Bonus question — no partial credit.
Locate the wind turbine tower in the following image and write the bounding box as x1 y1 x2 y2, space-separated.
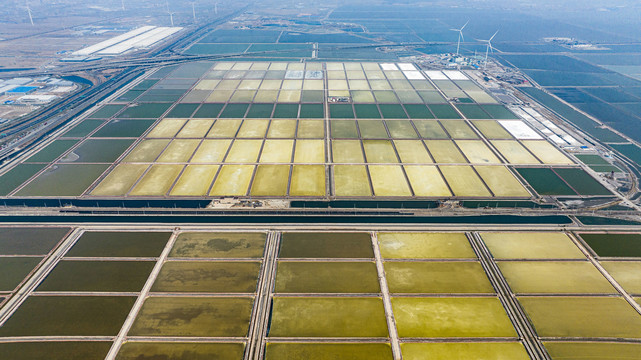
479 30 499 69
25 2 34 26
449 20 468 56
215 2 218 15
121 0 125 11
165 1 174 27
192 3 197 23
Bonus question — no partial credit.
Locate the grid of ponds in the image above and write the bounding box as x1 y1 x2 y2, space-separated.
0 61 612 200
1 226 641 359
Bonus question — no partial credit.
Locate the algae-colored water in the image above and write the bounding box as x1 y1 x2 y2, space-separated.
290 165 326 196
601 261 641 294
116 342 246 360
579 233 641 258
265 343 393 360
260 140 294 163
152 261 260 293
394 140 432 163
332 140 364 163
475 166 530 197
37 260 154 292
275 261 380 293
519 296 641 338
191 140 232 163
0 296 135 336
297 120 325 138
0 227 69 255
368 165 412 196
456 141 499 164
269 297 388 337
0 342 112 360
0 257 42 291
15 164 109 197
91 164 149 196
491 140 540 164
207 119 242 138
543 342 641 360
401 342 530 360
130 297 254 337
480 232 584 259
129 164 183 196
333 165 372 196
363 140 399 163
67 231 170 258
498 261 615 294
147 119 187 138
157 140 200 162
440 166 492 197
123 139 170 162
176 119 215 138
209 165 253 196
251 165 290 196
404 166 452 197
425 141 467 163
170 165 219 196
225 140 263 163
472 121 513 140
521 140 573 165
384 262 494 294
280 232 374 258
378 232 475 259
392 297 517 338
170 232 266 258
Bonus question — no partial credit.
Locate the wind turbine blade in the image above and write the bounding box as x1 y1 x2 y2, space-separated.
460 33 464 42
461 20 469 31
450 29 459 32
490 30 499 41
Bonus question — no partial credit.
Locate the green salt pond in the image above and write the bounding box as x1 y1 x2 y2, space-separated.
392 297 517 338
91 164 149 196
480 232 584 259
37 260 154 292
67 232 170 258
280 232 374 258
440 120 479 139
269 297 388 337
0 227 69 255
363 140 398 163
275 261 380 293
170 232 266 258
498 261 615 294
24 140 79 163
152 261 261 293
378 232 475 259
600 261 641 294
265 343 393 360
267 119 296 138
358 120 388 138
384 262 493 294
543 342 641 360
401 342 530 360
130 297 253 337
91 120 155 138
61 139 134 163
0 163 47 196
88 104 125 119
386 121 418 139
579 233 641 258
519 297 641 338
0 342 112 360
331 120 359 138
412 121 449 139
117 103 172 119
0 296 135 336
0 257 42 291
116 342 246 360
15 164 109 197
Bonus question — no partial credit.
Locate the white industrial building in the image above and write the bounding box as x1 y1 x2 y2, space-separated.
73 26 183 57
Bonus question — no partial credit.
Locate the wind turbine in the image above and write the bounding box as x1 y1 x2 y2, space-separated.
192 2 197 23
478 30 499 69
165 1 174 27
121 0 125 11
25 1 34 26
449 20 468 56
215 2 219 15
